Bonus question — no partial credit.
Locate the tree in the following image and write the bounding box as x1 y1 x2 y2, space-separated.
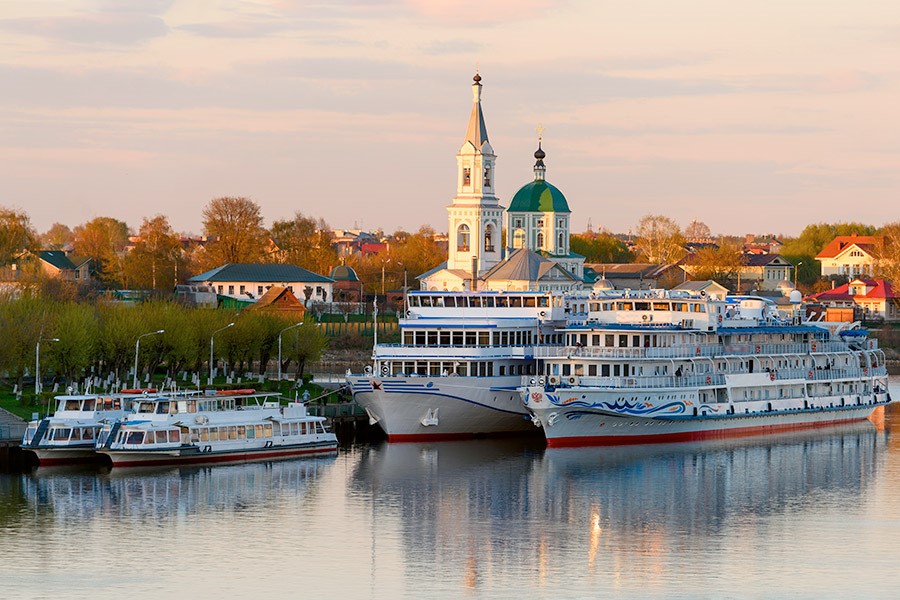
874 222 900 284
41 223 74 249
73 217 130 287
48 302 99 384
634 215 686 264
685 219 712 243
283 321 327 380
269 212 338 274
0 207 36 266
570 231 633 263
685 241 745 285
123 215 186 291
780 222 877 258
201 197 268 269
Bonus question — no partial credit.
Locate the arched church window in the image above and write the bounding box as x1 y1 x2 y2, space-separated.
463 168 471 186
484 167 491 187
484 224 495 253
558 232 565 249
513 228 525 249
537 232 544 248
457 224 470 252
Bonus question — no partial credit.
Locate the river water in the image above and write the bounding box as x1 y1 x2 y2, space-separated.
2 402 900 599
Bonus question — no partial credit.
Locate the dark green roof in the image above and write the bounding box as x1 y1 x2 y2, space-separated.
190 263 333 284
508 179 570 213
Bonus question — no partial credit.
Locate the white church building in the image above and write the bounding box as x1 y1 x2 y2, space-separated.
419 73 585 292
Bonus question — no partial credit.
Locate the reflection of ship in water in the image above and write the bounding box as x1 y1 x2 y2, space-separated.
350 424 886 590
19 457 335 521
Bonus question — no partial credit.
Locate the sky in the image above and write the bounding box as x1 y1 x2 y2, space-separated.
2 1 900 238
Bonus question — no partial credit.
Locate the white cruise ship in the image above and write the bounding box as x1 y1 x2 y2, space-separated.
521 290 892 446
348 291 565 441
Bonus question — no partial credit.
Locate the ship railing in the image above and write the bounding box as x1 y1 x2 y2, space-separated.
534 341 852 361
555 374 726 389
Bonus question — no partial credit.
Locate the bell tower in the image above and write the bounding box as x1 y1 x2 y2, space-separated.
447 72 503 276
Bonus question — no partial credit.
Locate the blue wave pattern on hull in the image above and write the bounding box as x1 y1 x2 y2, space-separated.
546 393 690 416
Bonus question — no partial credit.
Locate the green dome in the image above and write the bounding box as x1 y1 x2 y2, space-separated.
508 179 570 213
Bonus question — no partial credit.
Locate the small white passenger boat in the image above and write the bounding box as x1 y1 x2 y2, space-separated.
96 391 338 467
21 392 144 465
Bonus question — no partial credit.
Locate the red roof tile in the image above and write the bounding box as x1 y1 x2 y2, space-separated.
815 235 882 259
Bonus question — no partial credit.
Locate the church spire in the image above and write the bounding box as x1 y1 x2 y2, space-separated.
533 125 546 181
464 71 489 149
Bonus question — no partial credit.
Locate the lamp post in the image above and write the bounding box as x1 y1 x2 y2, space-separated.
381 257 392 296
35 337 60 396
209 322 235 386
278 321 304 381
794 261 803 290
133 330 165 389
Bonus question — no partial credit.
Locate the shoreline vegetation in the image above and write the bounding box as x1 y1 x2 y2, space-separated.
0 295 369 422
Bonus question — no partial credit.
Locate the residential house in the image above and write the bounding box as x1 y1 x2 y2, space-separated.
586 263 685 291
679 253 793 291
815 234 882 278
189 263 334 305
806 279 899 321
248 286 307 317
671 280 729 300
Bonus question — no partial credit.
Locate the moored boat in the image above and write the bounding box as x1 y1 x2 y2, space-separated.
522 291 892 446
21 392 146 465
349 290 564 441
97 391 337 467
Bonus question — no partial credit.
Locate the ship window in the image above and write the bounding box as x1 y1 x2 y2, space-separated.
65 400 79 410
228 426 238 440
82 399 95 411
125 431 144 445
562 364 571 376
200 428 210 442
155 431 168 444
619 335 628 347
605 335 614 347
500 366 506 376
170 430 180 443
589 365 597 376
613 365 620 376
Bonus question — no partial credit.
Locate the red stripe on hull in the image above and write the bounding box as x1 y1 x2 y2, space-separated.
108 445 337 468
386 430 542 443
546 415 873 448
35 455 105 466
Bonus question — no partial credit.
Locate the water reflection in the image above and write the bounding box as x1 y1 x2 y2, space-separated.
350 422 888 595
16 458 335 525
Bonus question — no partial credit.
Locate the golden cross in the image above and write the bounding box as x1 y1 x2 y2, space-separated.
536 123 544 142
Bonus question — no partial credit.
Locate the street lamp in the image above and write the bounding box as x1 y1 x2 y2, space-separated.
794 261 803 290
35 337 59 396
277 321 304 381
133 329 165 389
209 322 235 386
381 257 392 296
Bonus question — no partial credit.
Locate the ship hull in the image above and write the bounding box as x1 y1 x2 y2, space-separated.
350 375 538 441
524 386 890 447
25 446 102 465
100 441 337 468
